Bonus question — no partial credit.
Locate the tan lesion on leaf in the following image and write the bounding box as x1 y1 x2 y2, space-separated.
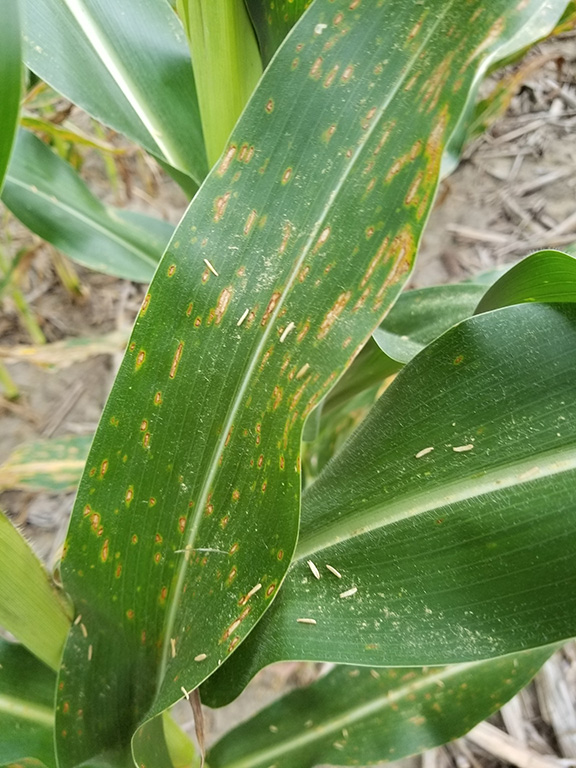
310 57 323 80
360 236 389 289
214 287 233 325
261 291 282 326
140 293 151 315
214 191 231 222
244 209 258 235
169 342 184 379
373 227 415 309
323 65 340 88
217 144 237 176
318 291 351 340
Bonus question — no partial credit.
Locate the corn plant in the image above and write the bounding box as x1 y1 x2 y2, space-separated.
1 2 576 768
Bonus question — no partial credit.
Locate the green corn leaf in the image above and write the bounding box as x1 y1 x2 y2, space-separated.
54 1 565 765
207 646 556 768
0 0 21 194
245 0 312 65
475 249 576 314
21 0 207 184
0 641 56 768
2 131 172 282
0 435 92 493
202 302 576 705
177 1 263 167
0 512 72 671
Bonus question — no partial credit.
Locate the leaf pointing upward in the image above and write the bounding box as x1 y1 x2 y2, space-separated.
55 1 566 766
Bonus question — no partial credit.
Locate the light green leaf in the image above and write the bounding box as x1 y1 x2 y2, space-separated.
21 0 207 183
177 1 263 167
475 249 576 314
207 646 556 768
0 512 72 671
54 1 562 765
0 435 92 493
2 131 172 282
0 0 21 194
202 303 576 705
0 641 56 768
246 0 312 66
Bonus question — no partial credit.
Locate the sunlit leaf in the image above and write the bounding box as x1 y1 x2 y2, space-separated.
202 303 576 705
2 131 172 282
0 512 72 670
54 1 568 765
21 0 207 183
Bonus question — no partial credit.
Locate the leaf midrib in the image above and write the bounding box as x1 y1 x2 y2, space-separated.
0 691 55 728
296 443 576 559
59 0 190 177
214 663 473 768
157 0 455 692
5 174 157 267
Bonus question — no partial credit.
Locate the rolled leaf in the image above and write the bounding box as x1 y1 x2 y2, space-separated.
208 646 556 768
202 302 576 705
21 0 207 183
2 131 172 282
475 249 576 314
246 0 312 65
55 1 562 765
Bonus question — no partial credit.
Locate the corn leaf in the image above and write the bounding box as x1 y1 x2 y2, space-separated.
0 435 92 493
21 0 207 183
475 249 576 313
0 641 56 768
207 646 556 768
246 0 312 65
54 1 565 765
202 302 576 705
2 131 172 282
0 512 72 670
0 0 21 193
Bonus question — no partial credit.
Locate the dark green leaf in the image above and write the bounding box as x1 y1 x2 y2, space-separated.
0 641 56 768
55 1 562 764
245 0 312 65
0 512 72 671
21 0 207 183
202 303 576 705
475 249 576 314
2 131 172 282
0 0 21 194
208 646 555 768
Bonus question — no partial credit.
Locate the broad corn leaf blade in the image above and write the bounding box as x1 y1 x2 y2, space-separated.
55 1 555 764
21 0 207 183
0 641 56 768
475 249 576 314
207 646 556 768
0 512 72 671
202 303 576 705
2 131 172 282
0 0 21 193
0 435 91 493
246 0 311 65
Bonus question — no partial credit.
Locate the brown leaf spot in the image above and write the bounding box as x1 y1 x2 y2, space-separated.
244 209 258 235
261 291 281 326
281 167 293 185
265 99 274 113
169 342 184 379
217 144 236 176
140 293 151 315
101 539 109 562
167 264 176 277
323 64 339 88
126 609 135 620
318 292 351 339
310 57 323 79
214 191 231 222
100 460 108 477
314 226 331 253
125 486 134 505
154 391 162 406
135 350 146 370
178 516 186 533
215 287 232 325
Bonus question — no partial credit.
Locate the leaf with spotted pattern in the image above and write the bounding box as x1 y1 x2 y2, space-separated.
55 1 569 766
207 645 556 768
